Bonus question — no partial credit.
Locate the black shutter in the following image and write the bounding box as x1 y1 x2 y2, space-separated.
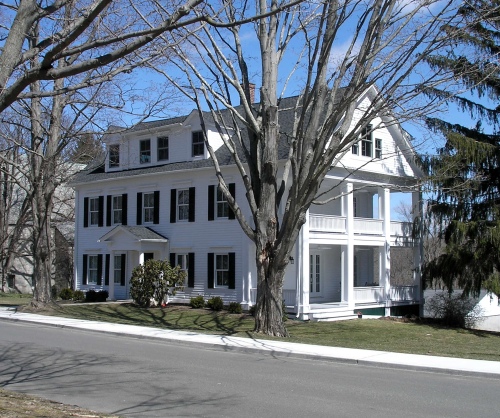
189 187 195 222
122 194 128 225
83 198 89 228
207 253 214 289
228 252 235 289
136 192 143 225
208 185 215 221
105 254 110 286
82 254 88 285
170 189 176 223
153 191 160 224
97 254 103 285
106 195 112 226
120 254 126 286
170 252 176 267
188 252 195 288
228 183 236 220
98 196 104 227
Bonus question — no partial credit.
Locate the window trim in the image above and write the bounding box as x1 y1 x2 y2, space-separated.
140 139 151 164
111 195 123 225
157 136 169 161
109 144 120 168
361 124 373 157
177 189 190 222
215 253 230 288
192 131 204 157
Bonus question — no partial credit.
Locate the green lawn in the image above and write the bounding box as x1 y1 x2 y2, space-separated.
23 302 500 362
0 292 32 306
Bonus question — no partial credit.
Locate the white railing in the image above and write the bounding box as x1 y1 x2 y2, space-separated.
390 285 419 302
390 221 413 237
309 214 346 233
353 218 383 235
249 288 296 306
354 286 385 303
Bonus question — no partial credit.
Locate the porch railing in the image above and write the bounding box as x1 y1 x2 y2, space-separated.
353 286 385 303
309 214 411 239
390 285 419 302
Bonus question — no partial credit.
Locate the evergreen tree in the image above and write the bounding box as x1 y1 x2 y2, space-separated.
422 1 500 297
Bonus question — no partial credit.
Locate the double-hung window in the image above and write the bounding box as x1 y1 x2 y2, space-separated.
361 124 373 157
88 255 99 284
192 131 204 157
89 197 100 226
109 144 120 168
112 195 122 225
215 254 229 287
140 139 151 163
114 255 122 284
375 138 382 159
143 192 155 223
177 189 190 221
216 186 229 218
158 136 169 161
177 254 189 285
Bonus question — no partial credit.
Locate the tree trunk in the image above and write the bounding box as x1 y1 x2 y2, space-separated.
254 253 289 337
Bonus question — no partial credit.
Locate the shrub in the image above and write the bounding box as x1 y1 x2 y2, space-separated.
227 302 242 314
51 285 58 299
426 291 483 328
206 296 224 311
189 295 205 309
59 288 74 301
85 289 108 302
73 290 85 302
130 259 185 308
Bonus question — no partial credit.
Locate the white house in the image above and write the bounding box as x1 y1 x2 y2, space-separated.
72 89 423 320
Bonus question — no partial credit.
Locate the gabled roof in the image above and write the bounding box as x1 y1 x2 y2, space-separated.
98 225 168 243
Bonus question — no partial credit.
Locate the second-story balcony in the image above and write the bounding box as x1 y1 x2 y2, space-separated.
309 214 413 244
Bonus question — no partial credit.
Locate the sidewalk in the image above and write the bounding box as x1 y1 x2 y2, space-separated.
1 307 499 379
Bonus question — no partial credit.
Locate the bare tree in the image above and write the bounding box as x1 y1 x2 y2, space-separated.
147 0 460 336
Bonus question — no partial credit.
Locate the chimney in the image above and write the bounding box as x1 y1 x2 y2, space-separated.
241 82 255 104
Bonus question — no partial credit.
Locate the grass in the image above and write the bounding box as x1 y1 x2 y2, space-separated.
0 292 33 307
17 301 500 362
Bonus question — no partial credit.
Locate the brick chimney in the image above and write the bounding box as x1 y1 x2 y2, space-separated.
241 82 255 103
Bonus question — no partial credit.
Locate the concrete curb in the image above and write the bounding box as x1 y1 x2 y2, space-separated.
1 308 500 379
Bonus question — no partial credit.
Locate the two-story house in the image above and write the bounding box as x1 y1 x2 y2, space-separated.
72 88 422 320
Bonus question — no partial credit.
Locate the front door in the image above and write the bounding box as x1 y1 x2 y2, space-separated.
309 253 321 295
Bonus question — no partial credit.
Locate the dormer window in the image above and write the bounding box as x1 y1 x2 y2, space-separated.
109 144 120 168
140 139 151 163
192 131 204 157
158 136 169 161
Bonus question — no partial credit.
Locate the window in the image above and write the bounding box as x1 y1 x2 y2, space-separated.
89 197 100 226
140 139 151 163
215 254 229 287
353 197 357 217
208 184 235 220
112 195 122 224
351 142 359 155
176 254 189 285
375 138 382 159
216 186 229 218
361 124 373 157
114 255 122 284
192 131 204 157
109 144 120 168
157 136 169 161
177 189 190 221
143 192 155 223
88 255 99 284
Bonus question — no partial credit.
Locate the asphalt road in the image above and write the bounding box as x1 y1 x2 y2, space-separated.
1 320 499 418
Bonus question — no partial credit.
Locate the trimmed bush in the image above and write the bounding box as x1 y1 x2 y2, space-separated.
130 259 185 308
59 288 74 301
227 302 242 314
85 289 108 302
206 296 224 311
189 295 206 309
73 290 85 302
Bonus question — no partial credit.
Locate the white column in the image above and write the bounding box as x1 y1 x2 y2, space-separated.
344 182 354 310
108 250 115 300
379 187 391 316
299 209 310 319
412 188 424 316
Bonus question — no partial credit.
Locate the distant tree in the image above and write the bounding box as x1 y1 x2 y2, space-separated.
422 1 500 297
